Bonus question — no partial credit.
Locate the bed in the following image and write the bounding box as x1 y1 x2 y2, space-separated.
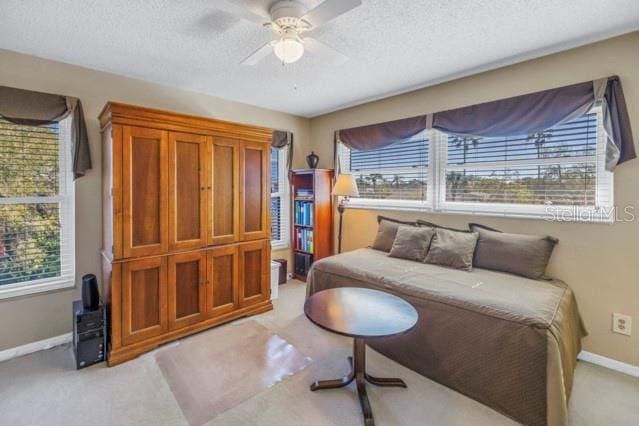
306 247 586 426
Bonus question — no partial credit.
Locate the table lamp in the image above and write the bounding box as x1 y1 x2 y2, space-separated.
332 173 359 253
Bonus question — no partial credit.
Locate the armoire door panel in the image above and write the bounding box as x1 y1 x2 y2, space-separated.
122 257 168 345
238 240 270 307
168 252 206 330
242 249 262 298
175 262 199 317
209 138 240 245
240 141 270 241
243 149 262 233
207 245 238 317
169 132 207 251
122 126 168 258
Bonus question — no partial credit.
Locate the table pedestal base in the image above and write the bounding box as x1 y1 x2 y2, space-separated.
310 338 407 426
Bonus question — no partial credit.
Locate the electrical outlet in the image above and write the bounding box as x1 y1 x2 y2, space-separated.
612 313 632 336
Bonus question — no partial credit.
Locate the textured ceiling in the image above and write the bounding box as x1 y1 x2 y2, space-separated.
1 0 639 117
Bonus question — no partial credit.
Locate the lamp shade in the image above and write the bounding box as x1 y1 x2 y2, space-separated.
332 174 359 197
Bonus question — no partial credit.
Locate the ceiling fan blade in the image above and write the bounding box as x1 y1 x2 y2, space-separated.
304 37 348 65
241 42 274 66
216 0 270 26
301 0 362 28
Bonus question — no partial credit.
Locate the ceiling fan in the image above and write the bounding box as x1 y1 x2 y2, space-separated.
215 0 362 65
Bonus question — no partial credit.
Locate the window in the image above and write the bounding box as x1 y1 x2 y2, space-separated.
0 118 75 298
338 133 430 210
338 108 613 222
271 146 290 248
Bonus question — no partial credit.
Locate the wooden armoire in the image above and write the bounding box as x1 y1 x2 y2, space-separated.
100 103 272 365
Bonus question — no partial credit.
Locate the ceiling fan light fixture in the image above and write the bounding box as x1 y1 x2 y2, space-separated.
273 32 304 64
233 0 361 66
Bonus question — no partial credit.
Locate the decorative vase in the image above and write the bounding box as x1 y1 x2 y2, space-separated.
306 151 319 168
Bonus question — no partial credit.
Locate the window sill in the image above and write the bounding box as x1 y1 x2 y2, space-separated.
0 278 75 300
345 202 615 224
271 241 290 251
346 199 429 212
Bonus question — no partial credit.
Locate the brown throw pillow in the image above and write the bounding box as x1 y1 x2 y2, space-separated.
372 216 418 252
389 226 435 262
424 228 479 271
469 223 558 279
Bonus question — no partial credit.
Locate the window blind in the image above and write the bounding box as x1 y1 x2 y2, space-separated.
0 118 74 289
337 109 613 222
345 134 430 201
446 114 597 165
270 148 280 194
442 112 609 208
271 196 282 240
270 147 289 248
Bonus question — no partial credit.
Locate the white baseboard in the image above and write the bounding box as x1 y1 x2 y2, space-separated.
0 333 72 363
578 350 639 378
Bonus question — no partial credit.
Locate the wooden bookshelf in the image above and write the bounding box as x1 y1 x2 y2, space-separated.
290 168 334 281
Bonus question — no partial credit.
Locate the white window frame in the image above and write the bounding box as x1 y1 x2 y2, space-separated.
339 138 433 212
339 107 614 223
0 118 75 299
271 146 290 250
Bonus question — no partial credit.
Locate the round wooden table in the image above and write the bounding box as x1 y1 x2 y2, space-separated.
304 287 418 426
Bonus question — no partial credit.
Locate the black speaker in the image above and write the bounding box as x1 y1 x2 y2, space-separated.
81 274 100 311
73 300 106 369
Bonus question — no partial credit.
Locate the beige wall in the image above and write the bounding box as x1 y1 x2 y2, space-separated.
308 32 639 366
0 49 309 351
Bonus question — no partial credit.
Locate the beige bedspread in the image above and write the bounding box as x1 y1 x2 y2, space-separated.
307 248 586 426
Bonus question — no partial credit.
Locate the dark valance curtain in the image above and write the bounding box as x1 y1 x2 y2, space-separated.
604 77 635 166
337 115 428 151
0 85 92 178
336 76 635 171
272 129 293 171
433 81 594 137
432 76 635 171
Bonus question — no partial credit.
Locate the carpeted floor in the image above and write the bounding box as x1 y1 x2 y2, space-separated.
0 280 638 426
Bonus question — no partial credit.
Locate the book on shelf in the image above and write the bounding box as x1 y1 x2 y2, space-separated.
294 200 314 226
295 227 314 254
296 188 313 197
294 252 313 276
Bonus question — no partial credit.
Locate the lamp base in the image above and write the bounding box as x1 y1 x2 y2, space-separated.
337 200 346 215
337 198 348 254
